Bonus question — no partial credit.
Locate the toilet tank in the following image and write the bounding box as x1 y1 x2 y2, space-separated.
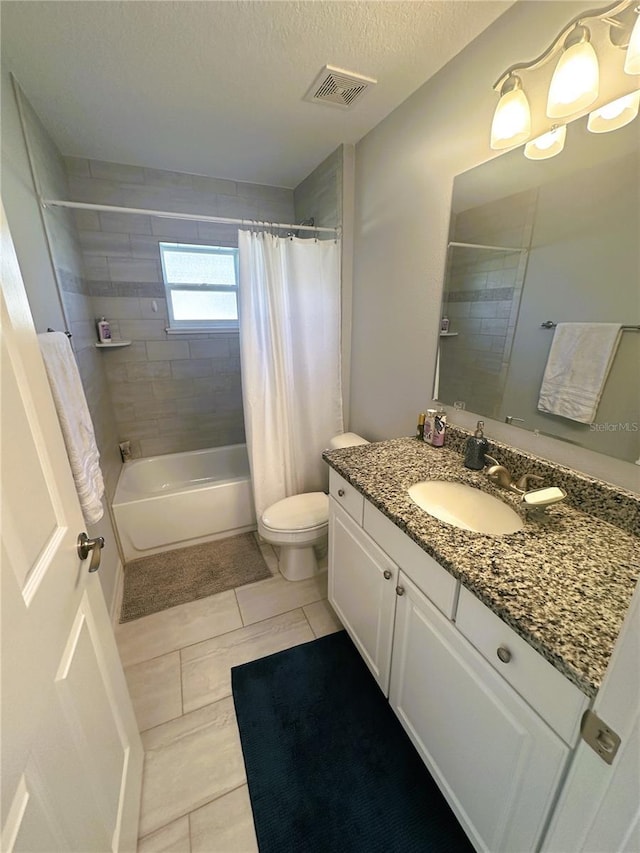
327 432 369 450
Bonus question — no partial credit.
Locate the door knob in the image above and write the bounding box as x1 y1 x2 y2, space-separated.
383 570 392 580
77 532 105 573
395 585 405 596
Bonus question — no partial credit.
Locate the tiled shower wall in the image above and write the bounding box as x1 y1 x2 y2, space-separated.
65 157 295 458
439 189 536 418
293 145 342 231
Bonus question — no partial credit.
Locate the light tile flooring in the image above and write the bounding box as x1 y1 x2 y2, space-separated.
115 539 342 852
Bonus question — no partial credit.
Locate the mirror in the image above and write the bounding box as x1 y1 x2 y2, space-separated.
437 118 640 464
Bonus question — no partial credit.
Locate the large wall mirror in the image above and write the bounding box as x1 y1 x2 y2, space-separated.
436 118 639 464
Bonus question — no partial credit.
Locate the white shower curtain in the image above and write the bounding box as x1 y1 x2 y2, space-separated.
238 231 343 518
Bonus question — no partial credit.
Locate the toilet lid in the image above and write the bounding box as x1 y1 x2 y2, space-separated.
262 492 329 532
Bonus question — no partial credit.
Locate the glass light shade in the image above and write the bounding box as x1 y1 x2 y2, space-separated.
547 39 599 118
587 91 640 132
624 13 640 74
524 125 567 160
490 86 531 149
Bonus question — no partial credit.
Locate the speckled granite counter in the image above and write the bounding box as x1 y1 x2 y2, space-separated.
323 436 640 698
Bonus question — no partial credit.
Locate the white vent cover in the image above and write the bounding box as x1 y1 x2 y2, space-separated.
304 65 377 110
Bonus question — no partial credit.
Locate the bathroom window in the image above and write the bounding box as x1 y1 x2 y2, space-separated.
159 243 239 331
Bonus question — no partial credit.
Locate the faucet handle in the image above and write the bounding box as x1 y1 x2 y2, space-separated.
516 473 544 491
484 454 499 468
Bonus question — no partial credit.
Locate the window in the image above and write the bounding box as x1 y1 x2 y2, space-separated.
159 243 239 331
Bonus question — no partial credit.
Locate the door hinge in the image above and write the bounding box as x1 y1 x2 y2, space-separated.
580 709 621 765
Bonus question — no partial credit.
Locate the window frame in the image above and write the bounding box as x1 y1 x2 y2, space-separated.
159 242 240 332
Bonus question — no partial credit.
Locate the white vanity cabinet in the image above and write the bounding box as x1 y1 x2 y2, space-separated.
327 469 588 853
328 501 397 693
391 571 570 853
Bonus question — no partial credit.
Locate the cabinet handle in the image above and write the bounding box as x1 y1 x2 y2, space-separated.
497 646 512 663
383 570 392 580
337 488 345 497
395 585 405 596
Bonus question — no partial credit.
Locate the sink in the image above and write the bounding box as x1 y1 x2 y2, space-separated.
408 481 524 535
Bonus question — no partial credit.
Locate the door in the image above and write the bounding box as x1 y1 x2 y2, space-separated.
542 584 640 852
389 571 569 853
328 500 397 694
1 204 143 852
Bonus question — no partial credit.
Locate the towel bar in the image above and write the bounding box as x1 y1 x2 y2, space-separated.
540 321 639 331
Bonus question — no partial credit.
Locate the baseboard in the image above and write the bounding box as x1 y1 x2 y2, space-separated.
110 558 124 627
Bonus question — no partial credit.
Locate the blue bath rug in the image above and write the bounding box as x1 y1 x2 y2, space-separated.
231 630 472 852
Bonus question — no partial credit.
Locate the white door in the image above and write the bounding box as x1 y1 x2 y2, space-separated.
0 204 143 852
542 584 640 852
328 500 397 694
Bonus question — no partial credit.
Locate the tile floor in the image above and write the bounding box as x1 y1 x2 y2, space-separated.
115 538 342 852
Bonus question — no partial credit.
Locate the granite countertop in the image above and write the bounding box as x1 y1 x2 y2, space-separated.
323 436 640 698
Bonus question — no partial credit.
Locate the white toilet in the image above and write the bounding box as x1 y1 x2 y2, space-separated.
258 432 369 581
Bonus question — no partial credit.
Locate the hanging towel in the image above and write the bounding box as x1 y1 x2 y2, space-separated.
37 332 105 524
537 322 622 424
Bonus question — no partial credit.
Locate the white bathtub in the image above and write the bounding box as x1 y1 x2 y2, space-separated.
112 444 256 562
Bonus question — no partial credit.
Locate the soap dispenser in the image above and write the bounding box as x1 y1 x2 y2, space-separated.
464 421 489 470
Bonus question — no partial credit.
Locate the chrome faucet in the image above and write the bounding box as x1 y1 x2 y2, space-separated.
484 455 544 494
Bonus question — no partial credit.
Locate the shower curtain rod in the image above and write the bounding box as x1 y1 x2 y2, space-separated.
40 198 341 235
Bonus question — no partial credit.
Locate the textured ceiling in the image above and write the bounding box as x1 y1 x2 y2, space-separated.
1 1 514 187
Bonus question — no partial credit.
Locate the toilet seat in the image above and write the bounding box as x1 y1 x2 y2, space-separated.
261 492 328 534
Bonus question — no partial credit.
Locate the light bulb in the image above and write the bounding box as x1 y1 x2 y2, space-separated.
588 91 640 132
625 12 640 74
547 27 599 118
490 76 531 150
524 125 567 160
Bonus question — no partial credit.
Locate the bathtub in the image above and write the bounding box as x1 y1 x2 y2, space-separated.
112 444 256 562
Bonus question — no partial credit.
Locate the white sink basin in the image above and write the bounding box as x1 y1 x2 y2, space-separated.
408 480 524 535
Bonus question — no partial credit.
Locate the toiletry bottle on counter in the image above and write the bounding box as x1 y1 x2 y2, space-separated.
431 408 447 447
416 412 426 441
424 407 446 446
96 317 111 343
464 420 489 469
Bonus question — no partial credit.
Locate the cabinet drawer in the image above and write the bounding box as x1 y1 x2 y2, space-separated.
363 501 457 618
456 586 588 745
329 469 364 525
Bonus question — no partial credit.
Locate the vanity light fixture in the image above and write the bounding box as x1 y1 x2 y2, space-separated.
490 0 640 156
547 25 600 118
524 124 567 160
587 89 640 130
490 75 531 149
624 6 640 72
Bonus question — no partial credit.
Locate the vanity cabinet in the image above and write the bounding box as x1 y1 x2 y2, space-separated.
328 501 397 693
390 571 569 853
327 472 588 853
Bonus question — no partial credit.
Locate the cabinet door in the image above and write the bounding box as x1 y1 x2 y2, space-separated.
390 572 569 853
328 500 397 694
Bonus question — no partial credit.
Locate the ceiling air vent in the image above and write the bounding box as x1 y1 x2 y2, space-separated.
304 65 377 110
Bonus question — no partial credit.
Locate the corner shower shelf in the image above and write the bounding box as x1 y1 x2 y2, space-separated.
95 340 132 348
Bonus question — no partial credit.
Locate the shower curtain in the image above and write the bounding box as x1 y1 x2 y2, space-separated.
238 231 343 518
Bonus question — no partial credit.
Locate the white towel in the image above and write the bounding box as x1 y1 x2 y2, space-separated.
37 332 105 524
537 322 622 424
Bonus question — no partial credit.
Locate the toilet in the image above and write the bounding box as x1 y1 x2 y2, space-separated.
258 432 369 581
